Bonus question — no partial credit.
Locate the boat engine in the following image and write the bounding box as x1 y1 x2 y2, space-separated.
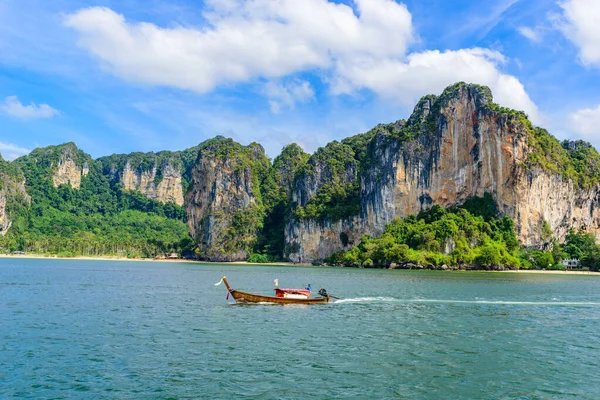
318 288 328 297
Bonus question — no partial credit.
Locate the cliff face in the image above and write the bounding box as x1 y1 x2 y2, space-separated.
284 140 362 262
0 155 29 235
285 217 363 262
185 138 269 261
5 83 600 262
286 84 600 262
52 145 89 189
0 190 8 235
120 162 184 206
99 147 199 206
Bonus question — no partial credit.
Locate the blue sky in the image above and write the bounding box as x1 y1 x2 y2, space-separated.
1 0 599 160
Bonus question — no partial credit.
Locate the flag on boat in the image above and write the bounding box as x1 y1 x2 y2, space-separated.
274 278 279 287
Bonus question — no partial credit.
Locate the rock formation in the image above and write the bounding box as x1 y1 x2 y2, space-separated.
285 83 600 262
52 144 89 189
0 154 29 236
0 190 8 235
185 137 269 261
119 161 184 205
5 82 600 262
99 147 199 206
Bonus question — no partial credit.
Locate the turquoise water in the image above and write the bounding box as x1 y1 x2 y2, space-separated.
2 259 600 399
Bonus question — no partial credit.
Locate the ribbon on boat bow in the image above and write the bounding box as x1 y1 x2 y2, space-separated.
214 276 225 286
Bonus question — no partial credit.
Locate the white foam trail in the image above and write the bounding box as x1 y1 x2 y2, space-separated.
334 297 397 303
333 297 600 306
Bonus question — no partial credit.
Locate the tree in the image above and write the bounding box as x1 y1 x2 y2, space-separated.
563 243 583 259
476 243 500 267
581 246 600 271
532 251 554 269
551 239 567 264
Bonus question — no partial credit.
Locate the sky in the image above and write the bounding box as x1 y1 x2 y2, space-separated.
0 0 599 160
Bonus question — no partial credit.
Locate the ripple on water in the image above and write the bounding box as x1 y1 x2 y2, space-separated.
2 261 600 399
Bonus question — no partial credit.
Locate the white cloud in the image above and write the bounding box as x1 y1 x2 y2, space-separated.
334 48 540 123
569 105 600 141
517 26 541 42
264 80 315 113
1 96 60 119
64 1 538 122
0 141 30 161
64 0 414 92
558 0 600 67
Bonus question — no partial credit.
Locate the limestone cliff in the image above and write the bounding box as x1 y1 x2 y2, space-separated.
6 83 600 262
254 143 310 258
185 137 269 261
0 154 29 235
286 83 600 262
0 191 6 235
99 147 199 206
284 140 362 261
52 144 89 189
119 160 183 205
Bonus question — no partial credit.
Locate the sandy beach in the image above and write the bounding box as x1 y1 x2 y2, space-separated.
0 253 598 275
0 253 306 267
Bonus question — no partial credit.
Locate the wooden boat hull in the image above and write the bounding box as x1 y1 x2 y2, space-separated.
230 289 330 304
221 277 331 304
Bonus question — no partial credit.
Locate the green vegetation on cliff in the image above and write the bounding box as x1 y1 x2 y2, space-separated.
0 153 25 186
255 143 309 258
3 82 600 264
0 144 190 257
437 83 600 188
99 144 200 190
326 193 600 271
293 141 360 221
190 137 271 259
326 196 523 268
0 155 29 231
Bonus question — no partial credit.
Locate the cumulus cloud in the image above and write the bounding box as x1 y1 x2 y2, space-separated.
264 80 315 113
334 48 540 122
0 141 31 160
64 0 414 92
569 105 600 140
1 96 60 119
64 1 538 121
557 0 600 67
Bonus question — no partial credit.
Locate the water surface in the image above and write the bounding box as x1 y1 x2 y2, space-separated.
1 259 600 399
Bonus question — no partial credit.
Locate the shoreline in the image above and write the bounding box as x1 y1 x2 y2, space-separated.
0 254 598 275
0 253 308 267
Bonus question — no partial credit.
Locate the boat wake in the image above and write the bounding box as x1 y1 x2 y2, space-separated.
334 297 397 304
334 297 600 306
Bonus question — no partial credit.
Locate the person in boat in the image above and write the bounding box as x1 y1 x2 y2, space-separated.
306 284 311 291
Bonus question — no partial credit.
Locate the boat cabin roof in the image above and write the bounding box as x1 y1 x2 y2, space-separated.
275 288 310 294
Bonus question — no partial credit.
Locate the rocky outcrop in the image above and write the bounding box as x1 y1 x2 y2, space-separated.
120 162 184 206
0 156 29 235
99 147 199 206
0 191 8 235
52 147 89 189
284 140 362 262
507 171 600 246
285 83 600 262
185 138 269 261
285 217 363 263
5 83 600 262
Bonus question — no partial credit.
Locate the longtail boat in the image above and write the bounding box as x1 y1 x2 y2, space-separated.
217 276 331 304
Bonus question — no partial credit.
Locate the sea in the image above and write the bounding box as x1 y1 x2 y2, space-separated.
1 258 600 399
